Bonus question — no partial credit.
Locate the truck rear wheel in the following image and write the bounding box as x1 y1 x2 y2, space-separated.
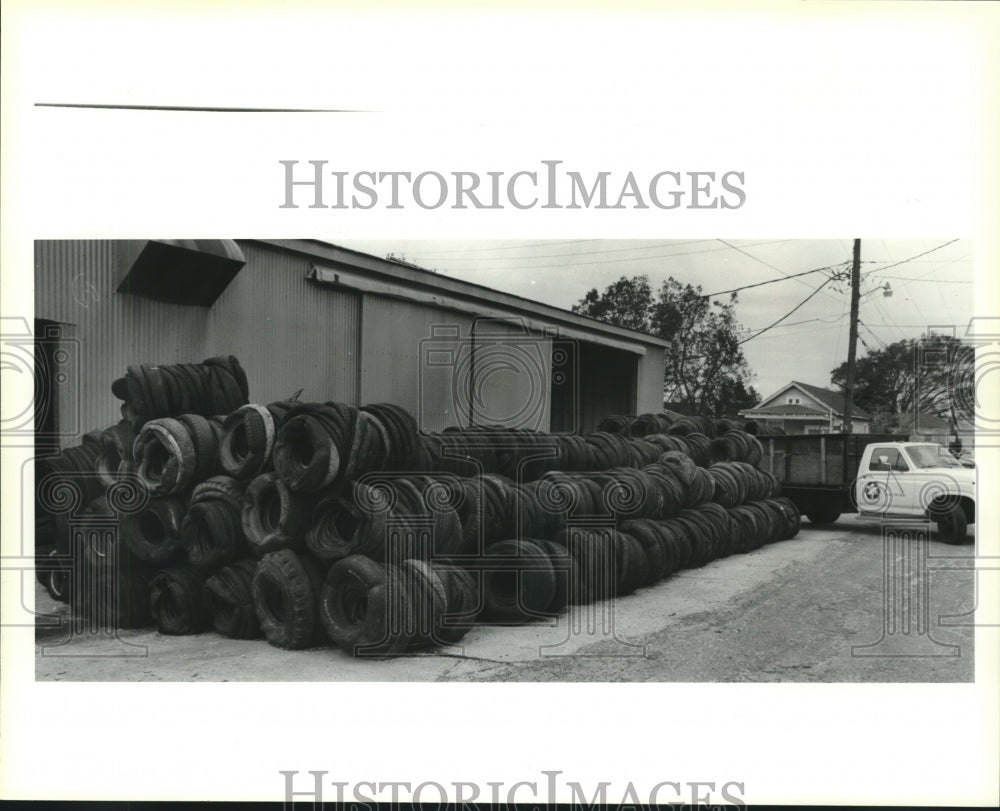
805 506 841 526
935 504 969 545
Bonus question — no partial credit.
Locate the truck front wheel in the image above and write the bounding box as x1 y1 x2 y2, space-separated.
935 504 969 545
805 506 841 526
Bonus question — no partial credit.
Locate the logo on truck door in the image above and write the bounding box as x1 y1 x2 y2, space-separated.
860 478 895 512
862 480 884 503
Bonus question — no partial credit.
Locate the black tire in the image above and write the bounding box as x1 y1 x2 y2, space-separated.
149 566 210 635
320 554 389 651
805 505 841 526
44 548 71 603
204 560 260 638
253 549 326 649
482 539 556 622
533 539 578 613
430 563 481 643
242 472 314 555
401 559 449 648
935 504 969 545
124 498 187 565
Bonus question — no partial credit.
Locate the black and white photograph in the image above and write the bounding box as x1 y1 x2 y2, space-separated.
2 1 998 807
27 237 979 684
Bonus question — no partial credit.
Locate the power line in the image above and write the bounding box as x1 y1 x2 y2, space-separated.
410 238 601 256
863 239 961 276
419 239 799 272
858 320 888 349
877 275 972 283
716 238 845 306
702 262 846 298
414 237 797 261
736 310 849 335
738 277 834 345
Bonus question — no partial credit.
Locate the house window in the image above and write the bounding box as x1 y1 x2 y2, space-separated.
786 396 800 404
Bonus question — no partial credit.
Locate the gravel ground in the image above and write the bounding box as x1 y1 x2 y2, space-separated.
34 517 976 682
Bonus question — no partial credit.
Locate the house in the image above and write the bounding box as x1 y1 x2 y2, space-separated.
738 381 872 434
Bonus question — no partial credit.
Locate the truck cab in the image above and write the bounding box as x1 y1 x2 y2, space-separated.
854 442 975 543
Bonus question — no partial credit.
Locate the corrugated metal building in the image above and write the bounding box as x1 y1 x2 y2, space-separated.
34 239 668 445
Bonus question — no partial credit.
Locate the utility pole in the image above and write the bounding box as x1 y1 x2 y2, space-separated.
843 238 861 433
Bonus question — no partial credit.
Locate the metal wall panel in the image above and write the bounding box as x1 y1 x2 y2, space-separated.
359 296 476 431
635 346 666 414
207 242 361 406
470 317 552 432
34 240 209 445
33 240 664 445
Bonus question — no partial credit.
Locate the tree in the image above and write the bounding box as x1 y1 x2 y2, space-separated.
830 335 974 433
573 274 759 415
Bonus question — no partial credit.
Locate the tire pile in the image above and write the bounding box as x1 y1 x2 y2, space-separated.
599 411 785 437
35 363 802 659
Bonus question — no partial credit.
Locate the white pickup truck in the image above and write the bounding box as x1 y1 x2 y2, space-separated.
759 434 975 544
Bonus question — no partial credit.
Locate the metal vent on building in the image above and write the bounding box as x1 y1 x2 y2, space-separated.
117 239 246 306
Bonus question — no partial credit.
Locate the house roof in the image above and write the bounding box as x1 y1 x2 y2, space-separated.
756 380 872 420
742 403 832 417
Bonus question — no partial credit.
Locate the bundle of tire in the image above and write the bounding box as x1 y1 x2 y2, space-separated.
420 428 683 479
95 420 139 487
112 472 265 639
303 473 486 562
595 409 687 437
709 430 765 466
34 438 111 602
132 414 226 496
35 441 106 506
270 401 421 493
218 400 300 480
318 554 480 656
59 491 156 629
641 432 713 467
744 420 785 436
526 453 715 537
420 426 561 479
707 461 781 508
110 356 249 423
459 496 803 618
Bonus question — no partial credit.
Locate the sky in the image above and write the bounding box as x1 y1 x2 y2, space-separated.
335 238 975 400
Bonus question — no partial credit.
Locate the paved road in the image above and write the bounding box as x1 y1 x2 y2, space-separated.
33 518 976 682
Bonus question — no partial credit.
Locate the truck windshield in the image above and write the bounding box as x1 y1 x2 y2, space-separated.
906 445 964 469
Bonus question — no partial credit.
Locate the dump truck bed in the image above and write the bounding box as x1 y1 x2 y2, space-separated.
758 433 908 488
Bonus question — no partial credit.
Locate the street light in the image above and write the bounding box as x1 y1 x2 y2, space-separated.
862 282 892 298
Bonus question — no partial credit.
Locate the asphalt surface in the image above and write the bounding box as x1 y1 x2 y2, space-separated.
33 517 976 682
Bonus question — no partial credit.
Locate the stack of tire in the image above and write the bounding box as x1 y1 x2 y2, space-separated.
34 434 117 609
110 356 249 425
37 373 807 658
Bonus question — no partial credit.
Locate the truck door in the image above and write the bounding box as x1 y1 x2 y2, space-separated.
856 446 916 515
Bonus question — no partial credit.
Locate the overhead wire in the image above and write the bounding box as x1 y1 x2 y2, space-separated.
862 239 961 276
716 238 845 307
413 237 798 262
738 277 834 345
702 262 845 298
422 239 801 271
